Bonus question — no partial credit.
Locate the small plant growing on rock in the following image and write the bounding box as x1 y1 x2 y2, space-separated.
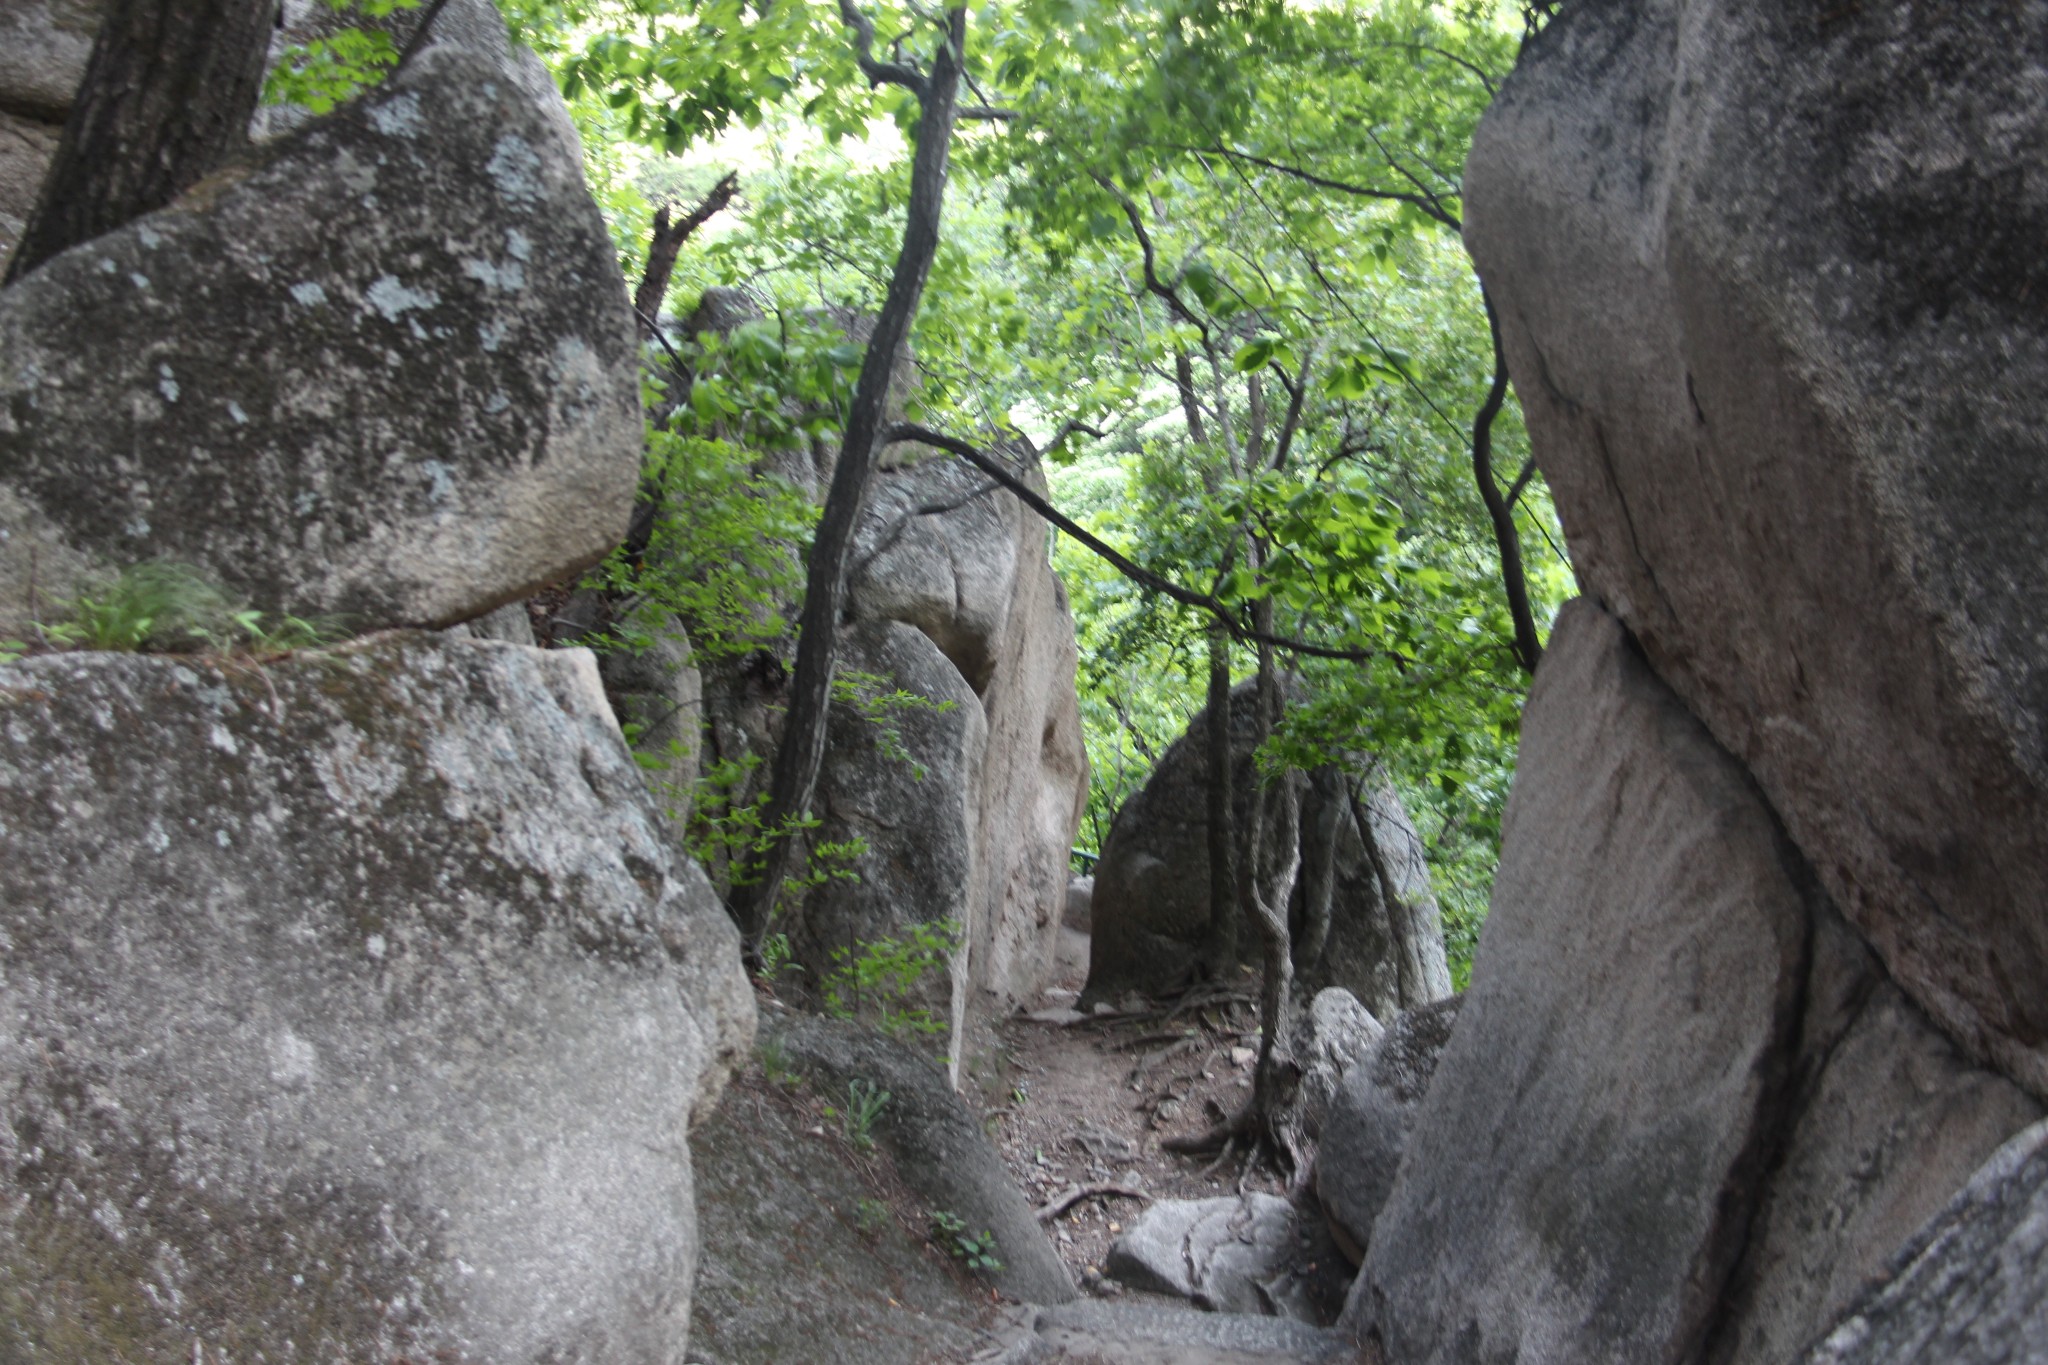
756 1032 802 1089
823 1077 890 1152
931 1211 1002 1275
25 562 340 656
854 1197 891 1236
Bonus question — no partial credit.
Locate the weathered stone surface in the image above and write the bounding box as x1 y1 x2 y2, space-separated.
1465 0 2048 1097
851 442 1090 1050
1064 874 1093 931
1294 986 1384 1143
0 5 640 638
1315 994 1459 1266
1307 772 1453 1019
0 633 754 1362
1347 599 1816 1364
0 110 58 274
1083 683 1447 1020
768 1012 1076 1306
801 618 987 1044
0 0 101 121
600 617 703 818
1707 906 2041 1365
689 1057 997 1365
1107 1193 1327 1322
980 1300 1352 1365
1801 1116 2048 1365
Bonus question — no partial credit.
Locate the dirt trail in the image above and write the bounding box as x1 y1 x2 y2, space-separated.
971 921 1309 1293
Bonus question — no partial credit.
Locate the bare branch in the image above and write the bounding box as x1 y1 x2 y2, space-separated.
838 0 928 91
884 423 1372 662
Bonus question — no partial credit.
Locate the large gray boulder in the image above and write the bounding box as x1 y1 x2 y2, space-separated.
851 442 1091 1049
1083 683 1447 1018
1801 1116 2048 1365
0 5 640 639
1465 0 2048 1098
1712 922 2041 1365
0 0 101 272
0 632 754 1361
1346 600 2040 1364
1106 1193 1336 1323
1314 994 1460 1266
798 618 987 1043
1347 599 1827 1364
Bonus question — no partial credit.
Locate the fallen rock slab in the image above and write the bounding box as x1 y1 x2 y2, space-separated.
1465 0 2048 1097
0 1 640 637
1107 1194 1316 1320
0 633 753 1361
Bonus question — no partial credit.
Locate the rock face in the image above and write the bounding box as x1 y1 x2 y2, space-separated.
1350 600 1839 1360
849 442 1091 1051
1294 986 1386 1143
1464 0 2048 1098
1346 601 2039 1365
1083 683 1448 1018
0 0 101 271
1801 1117 2048 1365
0 4 641 638
689 1054 998 1365
1314 995 1460 1266
0 633 754 1361
802 618 986 1033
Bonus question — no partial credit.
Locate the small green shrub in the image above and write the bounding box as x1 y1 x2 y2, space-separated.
757 1032 801 1088
821 920 960 1040
931 1211 1002 1274
822 1077 889 1151
854 1197 891 1236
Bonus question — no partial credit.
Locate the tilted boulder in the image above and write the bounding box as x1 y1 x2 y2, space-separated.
1346 602 2038 1364
1314 994 1460 1266
0 4 640 638
799 617 987 1035
1465 0 2048 1096
1082 682 1448 1018
0 633 753 1361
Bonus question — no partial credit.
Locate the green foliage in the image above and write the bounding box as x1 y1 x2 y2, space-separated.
930 1210 1002 1274
757 1031 802 1088
759 931 803 984
854 1197 891 1235
261 0 419 115
832 668 957 778
32 563 341 656
823 1077 891 1152
821 920 960 1040
0 640 24 664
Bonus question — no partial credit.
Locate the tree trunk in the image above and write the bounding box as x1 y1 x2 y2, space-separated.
1293 765 1344 973
726 10 965 955
1473 286 1544 675
1197 624 1238 977
4 0 276 285
631 172 738 335
1243 618 1305 1173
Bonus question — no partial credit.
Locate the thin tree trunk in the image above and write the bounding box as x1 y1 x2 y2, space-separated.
1293 765 1344 974
727 9 965 954
1243 613 1304 1172
5 0 276 284
1474 286 1543 675
1197 624 1238 977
